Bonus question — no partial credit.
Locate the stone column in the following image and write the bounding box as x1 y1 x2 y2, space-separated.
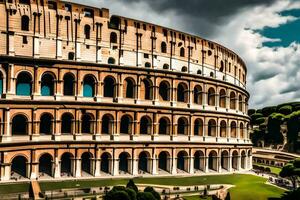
189 156 194 174
54 156 61 178
218 156 222 173
132 158 138 175
152 157 158 175
205 156 209 173
75 158 81 177
228 155 232 172
112 158 119 176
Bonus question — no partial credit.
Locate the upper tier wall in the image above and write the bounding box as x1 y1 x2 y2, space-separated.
0 0 247 88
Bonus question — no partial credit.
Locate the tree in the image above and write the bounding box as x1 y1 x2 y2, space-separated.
126 188 137 200
137 192 156 200
144 187 161 200
281 187 300 200
278 105 293 115
279 158 300 190
127 179 139 193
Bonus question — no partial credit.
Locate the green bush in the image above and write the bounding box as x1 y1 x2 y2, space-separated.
255 117 266 125
137 192 156 200
248 109 256 116
126 188 137 200
127 179 138 193
144 187 161 200
262 106 277 117
250 113 264 124
278 105 293 115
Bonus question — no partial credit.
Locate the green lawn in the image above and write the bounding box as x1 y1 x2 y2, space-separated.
0 174 284 200
255 163 282 175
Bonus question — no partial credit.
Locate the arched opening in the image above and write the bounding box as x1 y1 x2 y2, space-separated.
240 123 244 139
123 78 135 98
110 32 118 44
41 73 55 96
230 121 237 138
140 116 152 135
239 95 243 111
159 81 170 101
81 152 93 175
102 114 114 134
208 119 216 137
177 151 188 172
207 88 215 106
11 156 28 179
84 24 91 39
0 72 3 95
39 153 53 177
159 117 170 135
194 151 205 172
219 89 226 108
180 47 185 57
83 75 96 97
103 76 116 98
61 153 73 176
220 61 224 72
61 113 73 134
193 85 202 105
141 79 153 100
21 15 29 31
194 119 203 136
208 151 218 171
230 92 236 109
163 64 169 70
12 114 28 135
138 151 150 174
81 114 93 134
221 151 229 171
68 52 75 60
40 113 53 135
177 117 188 135
16 72 32 96
145 62 151 68
100 153 111 174
108 57 116 64
120 115 132 134
232 151 239 170
219 120 227 137
119 152 131 174
177 83 188 103
181 66 187 72
161 42 167 53
197 70 202 75
158 151 170 172
63 73 75 96
241 151 246 169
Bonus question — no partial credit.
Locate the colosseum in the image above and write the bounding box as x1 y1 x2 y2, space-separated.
0 0 252 181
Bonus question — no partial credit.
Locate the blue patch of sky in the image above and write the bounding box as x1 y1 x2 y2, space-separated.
258 9 300 47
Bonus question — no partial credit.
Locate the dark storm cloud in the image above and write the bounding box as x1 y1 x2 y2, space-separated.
280 85 300 94
252 69 279 82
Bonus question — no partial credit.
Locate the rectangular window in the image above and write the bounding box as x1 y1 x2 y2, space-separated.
84 8 94 18
163 29 168 37
65 4 72 12
144 53 149 59
48 1 57 10
22 36 28 44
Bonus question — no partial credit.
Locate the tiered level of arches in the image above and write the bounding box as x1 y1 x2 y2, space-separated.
0 0 251 181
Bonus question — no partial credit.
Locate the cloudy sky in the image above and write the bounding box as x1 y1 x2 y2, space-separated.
71 0 300 109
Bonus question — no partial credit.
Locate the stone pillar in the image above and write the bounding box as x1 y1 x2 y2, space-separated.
152 157 158 175
112 158 119 176
237 155 241 171
75 158 81 177
171 156 177 175
228 156 232 172
132 158 138 175
189 156 194 174
30 162 38 179
218 156 222 173
248 155 253 169
205 156 209 172
1 164 11 181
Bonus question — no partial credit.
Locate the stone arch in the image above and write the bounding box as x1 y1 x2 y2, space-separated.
158 151 170 173
83 74 96 97
140 116 152 135
119 152 131 174
161 42 167 53
123 77 136 99
230 92 236 109
163 63 169 70
159 81 170 101
208 150 218 171
40 113 53 135
110 32 118 44
81 113 94 134
177 117 188 135
12 114 28 136
39 153 53 177
84 24 91 39
41 72 55 96
240 122 244 139
100 152 112 174
159 117 170 135
177 151 188 172
208 119 217 137
193 85 202 105
239 95 243 111
194 118 203 136
16 71 32 96
220 120 227 138
102 114 114 134
11 155 28 179
108 57 116 64
177 82 188 103
219 89 226 108
60 152 74 177
180 47 185 57
194 151 205 172
181 66 188 72
81 152 93 175
61 113 74 134
232 150 239 170
207 87 215 106
138 151 151 174
241 151 246 169
21 15 29 31
221 150 229 171
141 78 153 100
63 73 75 96
120 115 133 134
230 121 237 138
103 76 116 98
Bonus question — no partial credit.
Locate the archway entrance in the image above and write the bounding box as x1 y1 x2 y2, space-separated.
194 151 205 172
177 151 188 172
101 153 111 174
221 151 229 171
208 151 218 171
61 153 73 177
158 151 170 173
138 152 150 174
232 151 239 170
119 152 131 174
39 153 53 177
11 156 28 179
81 152 93 176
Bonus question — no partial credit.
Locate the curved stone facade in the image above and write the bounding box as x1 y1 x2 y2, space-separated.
0 0 251 181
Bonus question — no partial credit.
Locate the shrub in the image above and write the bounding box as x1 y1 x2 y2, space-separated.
262 106 277 117
104 190 131 200
137 192 156 200
126 188 137 200
144 187 161 200
248 109 256 116
127 180 138 193
255 117 266 125
278 105 293 115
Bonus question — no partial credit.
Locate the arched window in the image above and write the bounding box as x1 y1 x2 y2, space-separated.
102 114 113 134
210 72 214 77
16 72 32 96
239 95 243 111
177 117 188 135
220 61 224 72
230 92 236 109
194 119 203 136
39 153 53 177
197 70 202 75
41 73 55 96
141 79 153 100
103 76 115 98
140 116 152 135
230 121 237 138
110 32 117 44
207 88 215 106
123 78 135 99
219 89 226 108
61 113 73 134
181 66 187 72
12 114 28 135
208 119 216 137
159 81 170 101
61 153 74 176
0 72 4 95
11 156 28 179
193 85 202 105
40 113 53 135
108 57 116 64
68 52 75 60
84 24 91 39
63 73 75 96
177 151 188 172
159 117 170 135
81 114 93 134
177 83 188 103
180 47 185 57
83 75 96 97
161 42 167 53
163 64 169 70
21 15 29 31
120 115 132 134
81 152 93 175
220 121 227 137
240 122 244 139
145 62 151 68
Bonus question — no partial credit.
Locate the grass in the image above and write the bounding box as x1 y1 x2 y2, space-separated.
0 182 30 195
255 163 282 175
184 196 212 200
0 174 285 200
